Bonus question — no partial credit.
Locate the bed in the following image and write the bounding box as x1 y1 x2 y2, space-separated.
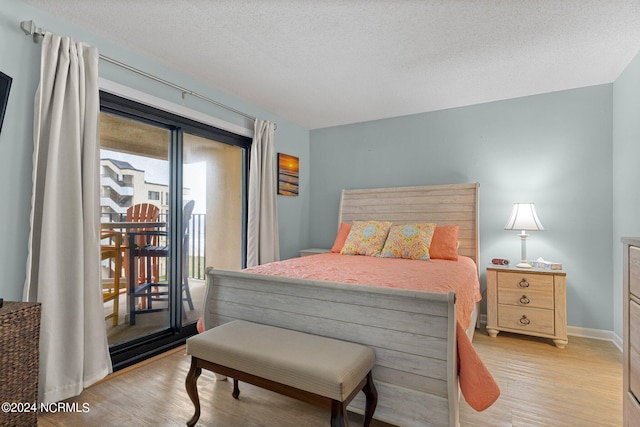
202 182 490 426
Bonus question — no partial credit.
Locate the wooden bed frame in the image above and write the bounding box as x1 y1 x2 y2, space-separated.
202 182 480 427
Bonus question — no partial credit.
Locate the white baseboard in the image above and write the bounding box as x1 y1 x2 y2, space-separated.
478 314 622 352
567 325 623 351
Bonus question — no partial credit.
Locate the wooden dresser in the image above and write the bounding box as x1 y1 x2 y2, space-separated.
622 238 640 427
486 266 568 348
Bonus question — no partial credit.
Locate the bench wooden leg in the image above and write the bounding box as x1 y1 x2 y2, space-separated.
232 378 240 399
362 371 378 427
331 400 348 427
185 358 202 427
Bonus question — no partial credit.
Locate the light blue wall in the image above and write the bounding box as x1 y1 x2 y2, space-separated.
613 49 640 338
3 0 635 334
310 85 614 331
0 0 310 301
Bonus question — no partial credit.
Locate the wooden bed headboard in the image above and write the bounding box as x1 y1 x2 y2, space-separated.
338 182 480 264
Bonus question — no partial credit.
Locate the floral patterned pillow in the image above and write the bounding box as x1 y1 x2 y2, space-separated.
340 221 392 256
380 223 436 260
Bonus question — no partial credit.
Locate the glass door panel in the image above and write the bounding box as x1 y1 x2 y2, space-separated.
99 111 172 346
181 133 244 327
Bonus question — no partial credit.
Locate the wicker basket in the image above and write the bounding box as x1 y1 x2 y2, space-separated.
0 301 41 427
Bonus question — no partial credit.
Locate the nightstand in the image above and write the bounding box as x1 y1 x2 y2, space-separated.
299 248 330 257
486 266 568 348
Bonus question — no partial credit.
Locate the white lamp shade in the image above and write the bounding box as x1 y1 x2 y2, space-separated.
504 203 544 231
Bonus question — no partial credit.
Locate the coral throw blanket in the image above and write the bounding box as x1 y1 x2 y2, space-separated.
244 253 499 411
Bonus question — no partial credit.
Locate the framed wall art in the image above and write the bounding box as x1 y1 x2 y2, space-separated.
277 153 299 196
0 72 12 134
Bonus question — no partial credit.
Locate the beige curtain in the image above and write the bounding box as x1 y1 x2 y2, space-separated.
24 32 112 403
246 119 280 267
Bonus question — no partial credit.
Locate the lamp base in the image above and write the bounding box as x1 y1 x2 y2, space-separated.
516 261 532 268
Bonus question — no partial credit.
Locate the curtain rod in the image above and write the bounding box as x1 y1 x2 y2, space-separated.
19 19 266 127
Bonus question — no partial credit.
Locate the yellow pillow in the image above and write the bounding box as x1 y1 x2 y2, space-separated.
380 223 436 260
340 221 392 256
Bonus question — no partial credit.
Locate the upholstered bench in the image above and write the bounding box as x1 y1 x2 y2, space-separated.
185 320 377 427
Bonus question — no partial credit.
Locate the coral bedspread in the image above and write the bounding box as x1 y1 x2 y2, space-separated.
243 253 500 411
243 252 482 330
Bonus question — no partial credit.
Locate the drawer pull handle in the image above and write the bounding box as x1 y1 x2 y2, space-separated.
518 279 530 288
519 315 530 326
519 295 530 305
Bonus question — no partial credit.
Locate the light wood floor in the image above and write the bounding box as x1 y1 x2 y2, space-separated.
38 326 622 427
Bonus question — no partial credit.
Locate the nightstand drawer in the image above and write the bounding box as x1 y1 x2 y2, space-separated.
498 305 555 335
497 287 554 309
497 271 554 292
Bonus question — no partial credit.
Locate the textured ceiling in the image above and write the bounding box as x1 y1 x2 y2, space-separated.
22 0 640 129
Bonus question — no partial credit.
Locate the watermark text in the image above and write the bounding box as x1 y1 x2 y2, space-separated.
2 401 90 413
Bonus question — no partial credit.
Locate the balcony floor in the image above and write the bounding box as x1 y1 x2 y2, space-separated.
104 278 205 346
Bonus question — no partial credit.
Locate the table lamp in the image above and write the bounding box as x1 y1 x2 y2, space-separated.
504 203 544 268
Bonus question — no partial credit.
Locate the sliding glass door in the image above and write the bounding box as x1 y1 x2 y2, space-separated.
99 91 250 370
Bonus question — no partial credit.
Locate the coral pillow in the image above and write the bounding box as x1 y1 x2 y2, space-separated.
340 221 392 256
430 225 459 260
330 222 352 253
380 223 436 260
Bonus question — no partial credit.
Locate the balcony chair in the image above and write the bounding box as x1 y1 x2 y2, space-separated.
125 203 160 286
127 200 196 325
101 203 161 324
101 230 123 327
